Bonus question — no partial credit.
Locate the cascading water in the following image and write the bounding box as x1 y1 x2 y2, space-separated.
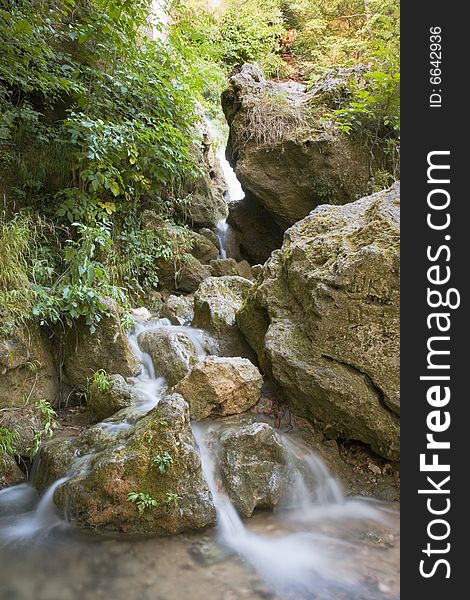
0 318 210 546
0 317 399 599
207 119 244 259
192 422 396 600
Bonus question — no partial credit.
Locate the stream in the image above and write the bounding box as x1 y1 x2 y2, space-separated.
0 133 399 600
0 316 399 600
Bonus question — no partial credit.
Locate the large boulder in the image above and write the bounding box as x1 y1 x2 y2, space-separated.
138 328 199 386
0 325 59 408
174 356 263 420
192 276 254 358
63 299 139 389
218 422 288 517
222 64 371 232
237 184 400 460
87 374 140 423
38 394 216 535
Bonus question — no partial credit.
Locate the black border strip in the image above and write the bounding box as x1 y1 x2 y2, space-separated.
401 2 466 597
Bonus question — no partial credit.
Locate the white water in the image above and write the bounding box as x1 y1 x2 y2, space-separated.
1 317 398 598
192 422 393 599
216 218 231 259
0 318 211 546
208 118 244 259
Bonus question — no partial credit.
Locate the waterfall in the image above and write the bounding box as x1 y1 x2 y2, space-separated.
0 318 398 599
192 421 389 599
207 118 244 259
215 219 230 259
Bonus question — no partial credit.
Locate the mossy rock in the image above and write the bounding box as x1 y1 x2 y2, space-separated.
174 356 263 420
138 328 198 386
192 276 255 358
63 298 139 390
237 184 400 460
37 394 215 535
222 63 373 232
87 374 139 423
0 325 59 408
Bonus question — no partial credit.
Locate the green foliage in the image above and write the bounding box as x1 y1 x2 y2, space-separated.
92 369 114 393
153 451 173 474
172 0 288 84
0 0 211 330
328 68 400 178
107 209 193 299
26 399 58 459
216 0 287 77
165 492 182 509
0 427 20 457
0 215 58 334
128 491 158 513
121 312 136 332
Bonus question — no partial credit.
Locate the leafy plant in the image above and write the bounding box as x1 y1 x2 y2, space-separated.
165 492 182 508
26 399 58 459
121 312 136 332
0 0 212 330
128 491 158 513
153 451 173 474
0 427 20 457
92 369 114 393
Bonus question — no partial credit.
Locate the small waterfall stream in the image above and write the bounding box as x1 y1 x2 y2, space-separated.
0 125 399 599
192 422 394 599
0 317 399 599
208 119 243 259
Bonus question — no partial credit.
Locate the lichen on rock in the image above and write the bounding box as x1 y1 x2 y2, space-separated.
192 276 255 358
222 63 372 234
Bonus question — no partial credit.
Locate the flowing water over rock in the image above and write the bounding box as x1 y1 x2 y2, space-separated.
208 119 243 259
0 124 399 598
1 314 399 599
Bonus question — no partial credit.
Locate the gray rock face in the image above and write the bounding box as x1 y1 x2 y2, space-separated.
174 356 263 420
63 299 139 389
237 184 400 460
160 294 194 325
138 328 198 386
0 325 59 408
192 276 254 358
222 63 371 232
37 394 216 535
87 374 140 423
189 231 220 264
218 423 288 517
